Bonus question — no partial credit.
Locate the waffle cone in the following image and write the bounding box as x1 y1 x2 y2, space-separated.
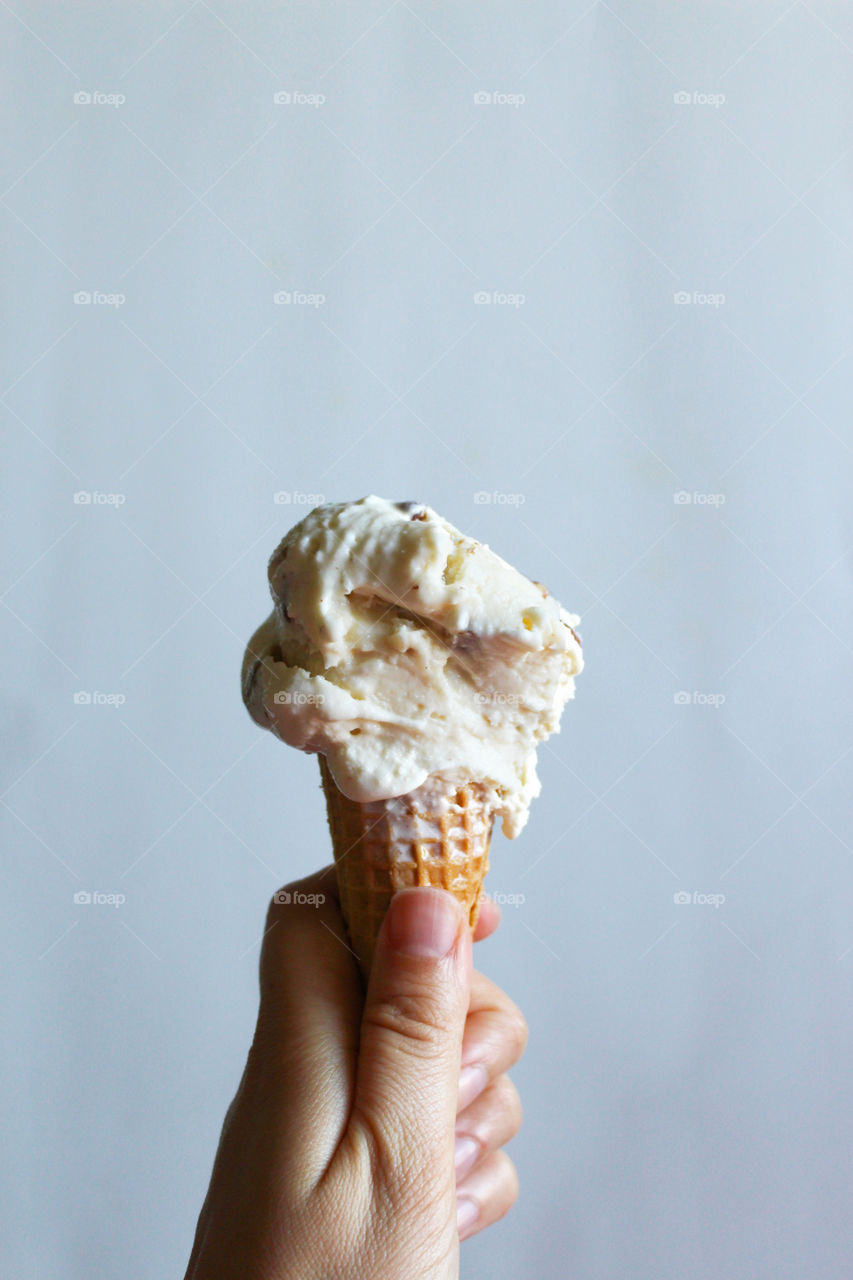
319 754 497 979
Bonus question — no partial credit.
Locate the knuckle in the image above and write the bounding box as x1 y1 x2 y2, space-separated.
365 991 456 1055
467 1076 522 1146
494 1149 520 1209
503 1153 520 1207
504 1008 529 1062
494 1075 523 1135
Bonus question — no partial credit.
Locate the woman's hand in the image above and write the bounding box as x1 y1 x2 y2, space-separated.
184 866 527 1280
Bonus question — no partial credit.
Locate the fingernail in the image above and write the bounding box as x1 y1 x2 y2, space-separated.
456 1196 479 1237
457 1064 488 1111
454 1135 480 1178
386 889 461 958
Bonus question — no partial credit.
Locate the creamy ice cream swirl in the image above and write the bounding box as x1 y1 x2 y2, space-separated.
242 495 583 838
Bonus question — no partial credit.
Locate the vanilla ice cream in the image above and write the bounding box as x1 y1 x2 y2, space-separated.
241 495 583 838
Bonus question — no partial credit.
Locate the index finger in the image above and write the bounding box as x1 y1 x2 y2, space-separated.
473 895 501 942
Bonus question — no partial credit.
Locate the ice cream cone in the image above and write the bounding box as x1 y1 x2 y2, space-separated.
319 753 497 979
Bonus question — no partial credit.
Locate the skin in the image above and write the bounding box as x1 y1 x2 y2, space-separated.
184 866 528 1280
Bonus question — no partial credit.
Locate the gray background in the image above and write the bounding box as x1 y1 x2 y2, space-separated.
3 2 853 1277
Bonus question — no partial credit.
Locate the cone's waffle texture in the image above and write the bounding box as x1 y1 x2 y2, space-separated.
319 754 497 979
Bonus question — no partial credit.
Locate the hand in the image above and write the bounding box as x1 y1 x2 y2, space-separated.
184 867 528 1280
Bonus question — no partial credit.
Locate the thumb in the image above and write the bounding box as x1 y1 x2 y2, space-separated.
350 888 472 1200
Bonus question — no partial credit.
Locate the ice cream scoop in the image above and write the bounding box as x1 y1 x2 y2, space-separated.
242 495 583 839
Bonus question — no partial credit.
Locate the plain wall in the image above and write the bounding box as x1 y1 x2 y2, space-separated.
3 3 853 1277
